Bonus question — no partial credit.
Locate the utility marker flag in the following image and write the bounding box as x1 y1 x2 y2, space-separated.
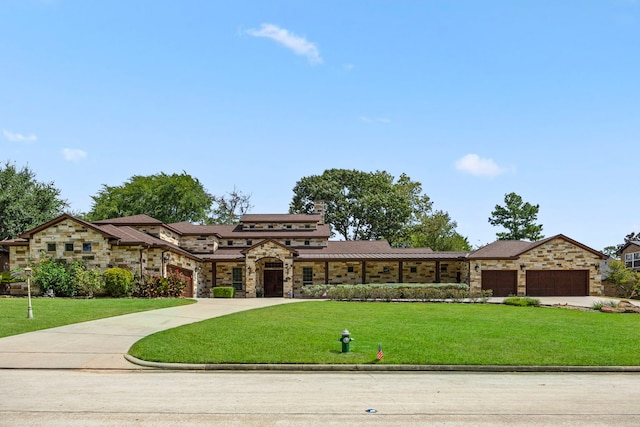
377 343 384 360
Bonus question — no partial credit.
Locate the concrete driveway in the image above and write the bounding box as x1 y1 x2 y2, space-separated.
0 298 305 370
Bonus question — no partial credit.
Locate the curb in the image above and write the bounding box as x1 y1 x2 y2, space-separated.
123 355 640 373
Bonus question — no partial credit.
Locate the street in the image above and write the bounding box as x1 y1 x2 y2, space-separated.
1 370 639 426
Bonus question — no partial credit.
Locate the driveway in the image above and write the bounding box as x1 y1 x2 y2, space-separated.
0 298 304 370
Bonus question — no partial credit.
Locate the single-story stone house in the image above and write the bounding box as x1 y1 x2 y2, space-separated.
0 203 606 297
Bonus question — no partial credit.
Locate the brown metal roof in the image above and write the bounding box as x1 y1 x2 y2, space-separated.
168 222 331 239
92 214 164 225
468 234 607 260
240 214 322 223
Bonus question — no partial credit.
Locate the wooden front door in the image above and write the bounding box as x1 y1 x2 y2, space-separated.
263 270 283 297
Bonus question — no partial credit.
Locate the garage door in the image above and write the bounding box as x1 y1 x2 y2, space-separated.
481 270 517 297
526 270 589 296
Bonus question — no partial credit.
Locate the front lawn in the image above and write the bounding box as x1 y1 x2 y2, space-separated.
129 301 640 366
0 297 195 338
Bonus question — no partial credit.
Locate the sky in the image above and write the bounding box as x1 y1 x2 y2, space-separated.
2 0 639 251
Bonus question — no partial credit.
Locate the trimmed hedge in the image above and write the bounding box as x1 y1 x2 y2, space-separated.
301 283 492 303
103 268 134 298
212 286 235 298
503 296 541 307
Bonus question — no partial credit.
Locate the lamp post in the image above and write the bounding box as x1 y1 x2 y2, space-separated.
25 267 33 319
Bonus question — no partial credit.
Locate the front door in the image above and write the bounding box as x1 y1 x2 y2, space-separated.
263 270 283 297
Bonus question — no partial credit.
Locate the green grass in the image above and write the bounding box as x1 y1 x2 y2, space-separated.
129 301 640 366
0 297 195 338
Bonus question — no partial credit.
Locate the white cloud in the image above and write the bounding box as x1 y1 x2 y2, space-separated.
360 116 391 124
62 148 87 162
3 129 37 142
454 153 506 177
246 23 323 65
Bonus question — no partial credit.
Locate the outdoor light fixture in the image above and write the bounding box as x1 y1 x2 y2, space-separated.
163 253 171 262
24 267 33 319
520 263 526 271
247 266 252 275
474 264 479 272
594 263 600 271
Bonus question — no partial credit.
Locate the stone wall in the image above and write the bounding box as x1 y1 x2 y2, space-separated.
179 236 218 254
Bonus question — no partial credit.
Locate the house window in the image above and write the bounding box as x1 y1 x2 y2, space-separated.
305 224 311 229
441 264 448 272
249 225 255 229
347 266 354 273
304 240 310 246
64 243 74 252
286 225 292 229
227 240 233 246
285 240 291 246
232 267 243 291
410 266 417 273
625 253 633 268
47 243 56 252
383 266 390 273
246 240 252 246
303 267 313 285
265 262 283 268
268 225 274 229
82 242 92 252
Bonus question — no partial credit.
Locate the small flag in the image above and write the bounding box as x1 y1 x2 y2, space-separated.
322 291 328 297
376 343 384 360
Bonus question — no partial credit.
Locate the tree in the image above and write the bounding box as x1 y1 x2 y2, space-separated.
210 187 253 224
289 169 432 245
87 172 215 224
404 210 472 251
0 161 68 240
488 192 544 241
605 259 640 298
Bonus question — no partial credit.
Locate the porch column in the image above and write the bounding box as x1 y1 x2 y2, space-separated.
324 262 329 284
398 261 403 283
362 261 367 284
435 261 441 283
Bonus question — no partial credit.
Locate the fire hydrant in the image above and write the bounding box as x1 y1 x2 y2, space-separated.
339 329 353 353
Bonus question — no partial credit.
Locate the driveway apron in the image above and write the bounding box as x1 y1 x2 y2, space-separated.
0 298 303 370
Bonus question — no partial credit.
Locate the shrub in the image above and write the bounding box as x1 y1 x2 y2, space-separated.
132 270 188 298
592 300 619 310
34 258 75 297
604 259 640 299
103 268 134 298
213 286 235 298
71 262 104 298
503 296 541 307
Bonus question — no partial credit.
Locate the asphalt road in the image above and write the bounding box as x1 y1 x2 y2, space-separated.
1 370 639 426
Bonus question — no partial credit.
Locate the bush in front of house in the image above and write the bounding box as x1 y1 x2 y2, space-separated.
300 283 492 303
503 296 541 307
70 263 104 297
212 286 235 298
103 268 134 297
132 270 188 298
34 258 77 297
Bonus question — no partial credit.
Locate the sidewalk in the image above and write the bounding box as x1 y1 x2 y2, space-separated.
0 298 304 370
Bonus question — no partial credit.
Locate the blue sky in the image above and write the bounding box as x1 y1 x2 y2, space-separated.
2 0 638 251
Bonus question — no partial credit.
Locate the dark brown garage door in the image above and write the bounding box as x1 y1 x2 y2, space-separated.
526 270 589 296
481 270 517 297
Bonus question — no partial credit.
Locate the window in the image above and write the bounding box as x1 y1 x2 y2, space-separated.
232 267 243 291
47 243 56 252
249 225 255 229
347 266 354 273
305 224 311 229
624 253 640 268
285 240 291 246
304 240 310 246
246 240 252 246
82 242 92 252
286 225 292 229
303 267 313 285
383 266 390 273
440 264 448 272
227 240 233 246
268 225 274 229
265 262 283 268
64 243 74 252
410 266 417 273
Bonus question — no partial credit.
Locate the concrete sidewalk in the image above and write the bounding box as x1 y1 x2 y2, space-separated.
0 298 305 370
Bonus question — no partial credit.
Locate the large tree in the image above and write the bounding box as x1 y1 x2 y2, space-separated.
403 210 472 251
0 161 68 240
289 169 432 245
87 172 215 224
210 187 253 224
488 192 544 241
